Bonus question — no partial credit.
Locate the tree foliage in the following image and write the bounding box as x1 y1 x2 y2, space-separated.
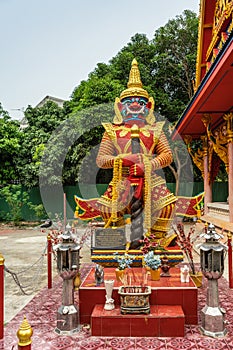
0 104 22 184
151 10 198 121
16 101 66 187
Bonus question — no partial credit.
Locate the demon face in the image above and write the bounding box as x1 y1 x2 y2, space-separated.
118 96 152 126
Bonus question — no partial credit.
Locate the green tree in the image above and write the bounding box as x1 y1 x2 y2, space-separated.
39 103 114 186
16 101 66 187
69 76 124 111
151 10 198 121
0 185 29 223
110 33 156 85
0 103 22 184
0 184 46 223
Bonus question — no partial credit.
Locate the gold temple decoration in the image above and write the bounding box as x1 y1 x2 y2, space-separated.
184 135 204 178
202 114 229 173
201 114 212 129
17 315 33 347
212 125 228 172
120 59 149 100
201 116 217 178
196 0 233 87
183 135 193 146
224 112 233 143
200 135 208 157
195 0 206 89
201 115 212 162
206 0 233 60
191 147 205 178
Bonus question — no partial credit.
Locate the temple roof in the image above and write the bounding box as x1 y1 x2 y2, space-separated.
173 0 233 140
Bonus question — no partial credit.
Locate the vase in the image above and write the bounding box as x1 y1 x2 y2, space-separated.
115 268 125 282
190 271 202 288
150 268 160 281
104 279 115 310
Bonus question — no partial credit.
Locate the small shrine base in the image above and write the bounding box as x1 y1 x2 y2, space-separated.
91 304 185 337
79 267 198 338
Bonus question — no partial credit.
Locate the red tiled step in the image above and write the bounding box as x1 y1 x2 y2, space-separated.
91 304 185 337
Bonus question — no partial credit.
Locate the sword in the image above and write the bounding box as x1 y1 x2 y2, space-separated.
130 124 144 248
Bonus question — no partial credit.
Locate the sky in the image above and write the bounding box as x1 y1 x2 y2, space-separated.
0 0 199 120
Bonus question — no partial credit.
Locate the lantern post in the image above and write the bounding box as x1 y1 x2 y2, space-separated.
53 226 81 335
199 223 227 337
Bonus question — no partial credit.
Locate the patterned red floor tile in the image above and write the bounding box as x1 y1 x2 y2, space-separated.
2 264 233 349
135 337 166 349
106 337 135 349
166 338 198 349
196 337 229 349
75 337 106 349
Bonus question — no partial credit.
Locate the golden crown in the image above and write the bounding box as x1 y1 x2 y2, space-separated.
120 58 149 100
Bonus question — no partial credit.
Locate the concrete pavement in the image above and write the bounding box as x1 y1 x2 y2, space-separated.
0 224 91 324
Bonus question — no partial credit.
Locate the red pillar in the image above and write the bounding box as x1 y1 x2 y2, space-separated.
47 234 52 289
228 232 233 289
0 254 4 339
18 344 31 350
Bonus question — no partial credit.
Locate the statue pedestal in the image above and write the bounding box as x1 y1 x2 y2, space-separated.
91 304 184 337
79 267 198 328
91 248 183 267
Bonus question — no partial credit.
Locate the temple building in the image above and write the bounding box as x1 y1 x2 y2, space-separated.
173 0 233 232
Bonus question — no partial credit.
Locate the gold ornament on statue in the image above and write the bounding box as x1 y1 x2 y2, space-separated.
120 59 149 100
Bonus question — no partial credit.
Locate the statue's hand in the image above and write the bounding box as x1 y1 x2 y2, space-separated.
121 154 141 167
129 163 144 177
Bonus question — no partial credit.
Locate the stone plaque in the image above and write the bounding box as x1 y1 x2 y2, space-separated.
91 227 126 250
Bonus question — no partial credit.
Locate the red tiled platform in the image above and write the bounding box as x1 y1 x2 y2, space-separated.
2 263 233 349
79 267 198 325
91 304 185 337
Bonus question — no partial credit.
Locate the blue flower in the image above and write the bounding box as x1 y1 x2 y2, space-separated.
113 252 134 270
144 251 161 270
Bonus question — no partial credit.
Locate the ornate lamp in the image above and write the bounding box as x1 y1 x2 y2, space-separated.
199 223 227 337
53 226 81 335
